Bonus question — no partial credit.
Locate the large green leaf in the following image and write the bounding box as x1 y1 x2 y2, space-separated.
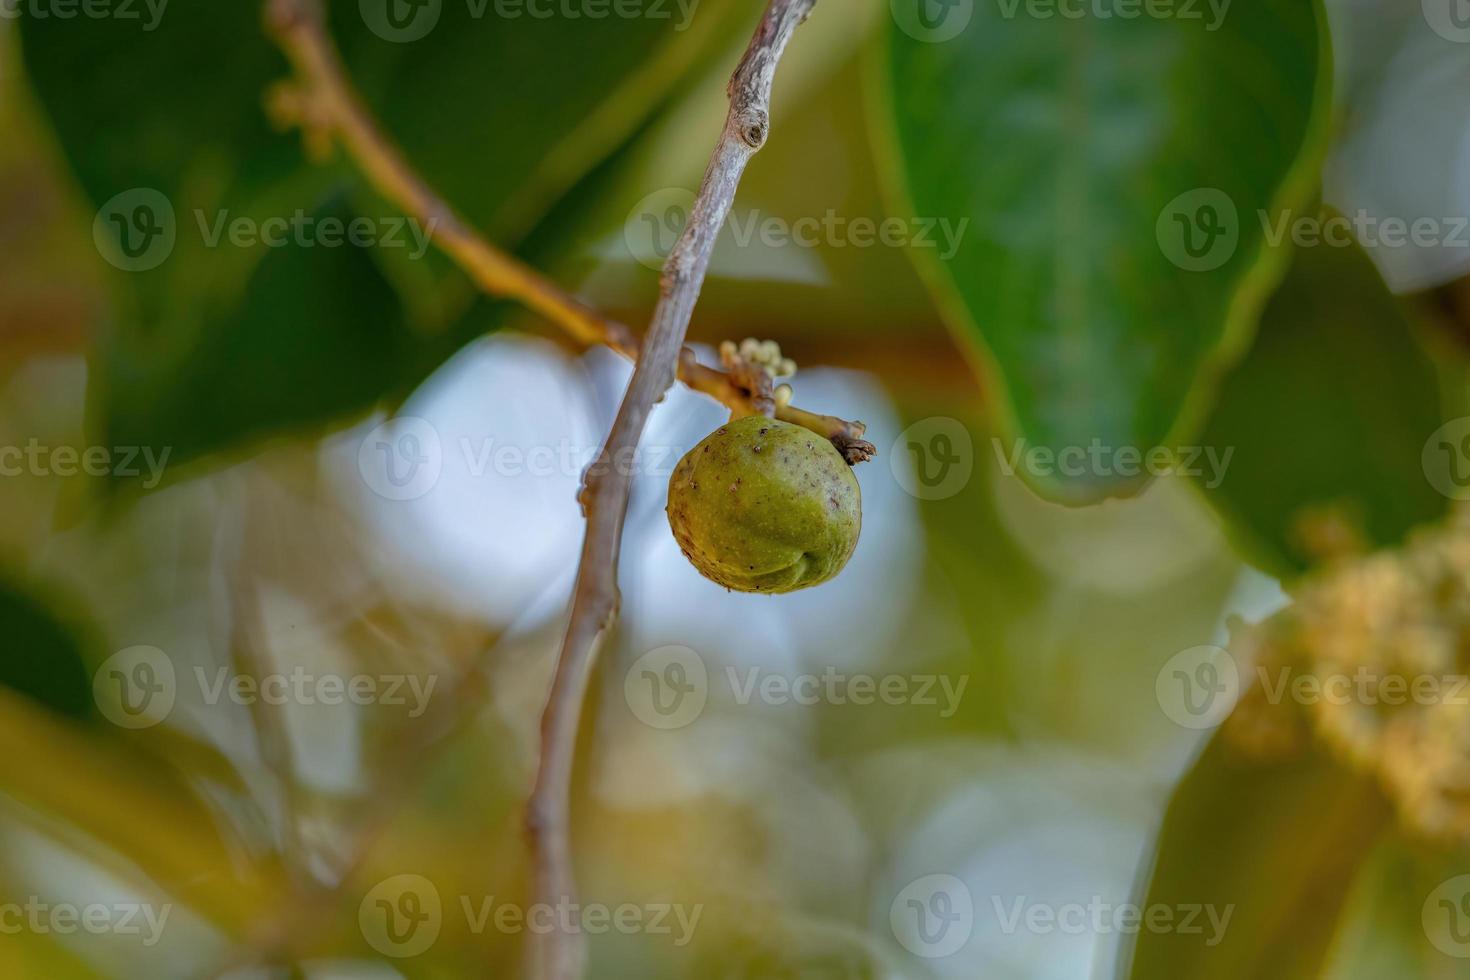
1122 738 1389 980
19 0 744 475
876 0 1330 502
331 0 754 248
91 197 506 474
1195 238 1451 577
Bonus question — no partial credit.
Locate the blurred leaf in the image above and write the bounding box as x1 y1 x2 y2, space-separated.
1196 239 1449 576
1123 738 1389 980
19 0 747 476
94 196 502 479
876 1 1330 502
17 4 419 473
0 687 280 936
0 577 93 722
330 0 756 247
1321 833 1470 979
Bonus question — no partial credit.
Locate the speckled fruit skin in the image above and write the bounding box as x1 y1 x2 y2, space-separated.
666 416 862 594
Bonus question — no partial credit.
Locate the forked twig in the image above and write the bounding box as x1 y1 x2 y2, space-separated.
264 0 869 460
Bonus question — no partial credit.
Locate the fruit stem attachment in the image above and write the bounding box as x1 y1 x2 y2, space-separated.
263 0 868 461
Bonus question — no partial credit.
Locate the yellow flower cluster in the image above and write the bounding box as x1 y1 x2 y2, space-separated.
1227 509 1470 842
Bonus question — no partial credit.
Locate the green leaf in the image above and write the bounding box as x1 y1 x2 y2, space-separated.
1322 834 1470 979
0 577 93 722
1123 738 1389 980
19 0 746 475
331 0 756 247
93 196 506 477
1195 239 1451 577
18 4 420 473
876 0 1331 502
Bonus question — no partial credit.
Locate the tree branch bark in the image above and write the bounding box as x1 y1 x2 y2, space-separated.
264 0 867 459
267 3 831 976
522 3 817 976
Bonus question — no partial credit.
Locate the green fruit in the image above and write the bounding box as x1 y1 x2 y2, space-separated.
666 416 862 594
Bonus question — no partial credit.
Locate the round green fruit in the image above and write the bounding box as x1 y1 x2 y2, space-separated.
666 416 862 594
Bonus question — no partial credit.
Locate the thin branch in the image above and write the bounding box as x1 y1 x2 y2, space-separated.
523 3 817 977
266 4 837 977
263 0 871 461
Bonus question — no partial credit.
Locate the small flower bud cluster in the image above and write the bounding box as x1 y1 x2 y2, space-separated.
1226 508 1470 842
721 338 796 380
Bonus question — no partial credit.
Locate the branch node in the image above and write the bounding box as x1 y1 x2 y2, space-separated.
735 108 770 149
